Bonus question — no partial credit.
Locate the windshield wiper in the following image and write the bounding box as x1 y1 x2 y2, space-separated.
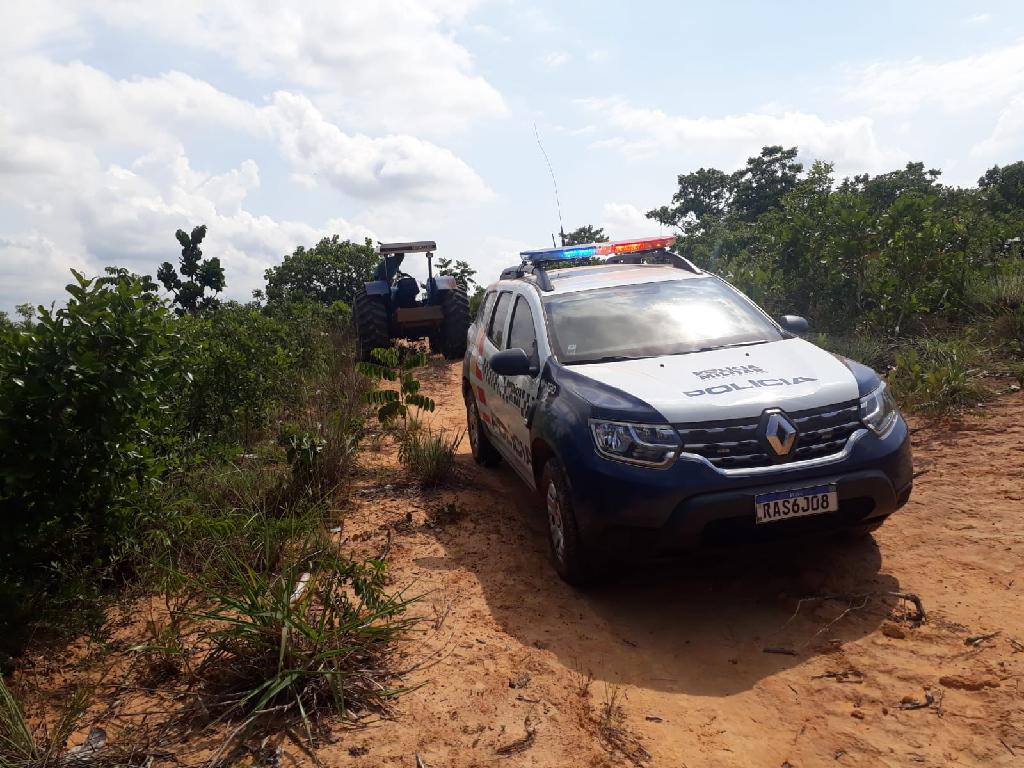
705 339 772 351
562 354 648 366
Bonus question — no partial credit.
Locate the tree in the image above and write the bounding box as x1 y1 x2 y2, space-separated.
978 162 1024 212
730 146 803 221
647 167 733 234
839 162 942 212
14 303 35 327
563 225 609 245
264 236 377 306
434 257 477 291
157 225 225 315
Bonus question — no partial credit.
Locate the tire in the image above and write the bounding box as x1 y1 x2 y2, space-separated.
439 287 470 360
540 457 593 585
354 291 390 362
465 390 501 467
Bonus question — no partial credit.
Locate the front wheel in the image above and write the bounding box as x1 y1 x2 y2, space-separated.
541 457 593 585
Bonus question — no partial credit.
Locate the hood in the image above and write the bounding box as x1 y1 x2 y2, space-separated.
569 338 860 423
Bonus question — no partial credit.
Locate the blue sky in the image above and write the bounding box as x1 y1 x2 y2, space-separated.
2 0 1024 310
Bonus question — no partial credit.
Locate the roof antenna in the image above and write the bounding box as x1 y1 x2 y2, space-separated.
534 121 566 246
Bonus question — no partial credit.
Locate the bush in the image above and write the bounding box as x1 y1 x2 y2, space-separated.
811 333 894 372
966 264 1024 315
0 270 175 590
888 337 988 412
398 427 462 487
192 545 414 735
358 347 435 424
176 303 302 444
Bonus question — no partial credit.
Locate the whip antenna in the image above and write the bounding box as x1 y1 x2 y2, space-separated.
534 121 565 246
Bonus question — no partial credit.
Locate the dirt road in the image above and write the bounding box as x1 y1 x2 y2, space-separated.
333 359 1024 767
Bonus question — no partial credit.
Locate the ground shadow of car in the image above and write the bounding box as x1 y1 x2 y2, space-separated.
422 455 902 697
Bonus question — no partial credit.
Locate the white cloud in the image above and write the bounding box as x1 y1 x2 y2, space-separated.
469 236 529 287
968 12 992 24
599 203 667 239
578 97 905 174
0 234 92 311
0 142 376 310
265 92 493 202
845 40 1024 113
544 51 571 68
0 58 492 206
80 0 506 134
971 94 1024 159
0 4 501 309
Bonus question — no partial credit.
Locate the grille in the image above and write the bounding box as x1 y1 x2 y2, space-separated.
675 400 862 471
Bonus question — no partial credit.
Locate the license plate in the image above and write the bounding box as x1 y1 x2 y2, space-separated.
755 484 838 524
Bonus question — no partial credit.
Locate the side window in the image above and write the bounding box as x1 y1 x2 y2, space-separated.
507 296 539 369
488 291 512 347
478 291 497 326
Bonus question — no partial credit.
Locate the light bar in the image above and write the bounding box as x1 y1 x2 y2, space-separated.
520 236 674 262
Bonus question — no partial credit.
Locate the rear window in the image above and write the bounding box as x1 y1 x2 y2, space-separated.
507 296 539 368
542 277 783 364
478 291 496 325
488 291 512 347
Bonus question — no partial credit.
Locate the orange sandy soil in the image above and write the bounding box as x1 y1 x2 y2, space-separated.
17 359 1024 767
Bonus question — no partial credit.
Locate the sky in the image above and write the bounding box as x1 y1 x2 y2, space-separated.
3 0 1024 311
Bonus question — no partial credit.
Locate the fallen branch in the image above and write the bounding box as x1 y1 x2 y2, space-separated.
791 591 926 625
813 670 864 684
763 647 798 656
965 631 1000 647
496 717 536 757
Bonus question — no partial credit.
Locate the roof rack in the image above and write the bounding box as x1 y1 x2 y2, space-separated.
499 263 554 291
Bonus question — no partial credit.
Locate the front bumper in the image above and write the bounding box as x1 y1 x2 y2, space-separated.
564 416 914 555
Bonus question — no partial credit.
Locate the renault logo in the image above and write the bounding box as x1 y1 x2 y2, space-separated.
764 411 797 456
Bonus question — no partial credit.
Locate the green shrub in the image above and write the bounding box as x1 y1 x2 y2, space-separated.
176 304 300 444
192 546 414 736
357 347 435 424
398 427 462 487
811 333 894 372
888 337 988 412
966 264 1024 315
0 270 175 590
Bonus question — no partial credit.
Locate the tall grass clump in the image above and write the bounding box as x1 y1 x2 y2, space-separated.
191 543 415 739
0 676 90 768
888 337 988 412
398 428 463 487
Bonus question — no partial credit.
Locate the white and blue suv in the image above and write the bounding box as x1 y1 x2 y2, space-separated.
462 238 913 584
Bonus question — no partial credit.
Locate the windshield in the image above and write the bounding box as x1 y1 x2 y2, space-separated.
543 277 784 364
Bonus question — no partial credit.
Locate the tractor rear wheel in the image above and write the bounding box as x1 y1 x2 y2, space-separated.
354 292 390 362
439 287 470 360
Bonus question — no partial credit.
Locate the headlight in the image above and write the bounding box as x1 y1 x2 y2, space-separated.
859 383 898 436
589 420 680 467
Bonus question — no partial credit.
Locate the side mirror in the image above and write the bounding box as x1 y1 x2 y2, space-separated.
779 315 809 335
490 348 537 377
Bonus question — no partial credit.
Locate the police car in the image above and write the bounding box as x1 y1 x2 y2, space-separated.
462 237 913 584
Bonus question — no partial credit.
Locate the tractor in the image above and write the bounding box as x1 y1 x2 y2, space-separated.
353 241 471 362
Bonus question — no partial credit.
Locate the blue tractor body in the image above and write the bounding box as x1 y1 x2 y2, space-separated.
353 241 470 361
